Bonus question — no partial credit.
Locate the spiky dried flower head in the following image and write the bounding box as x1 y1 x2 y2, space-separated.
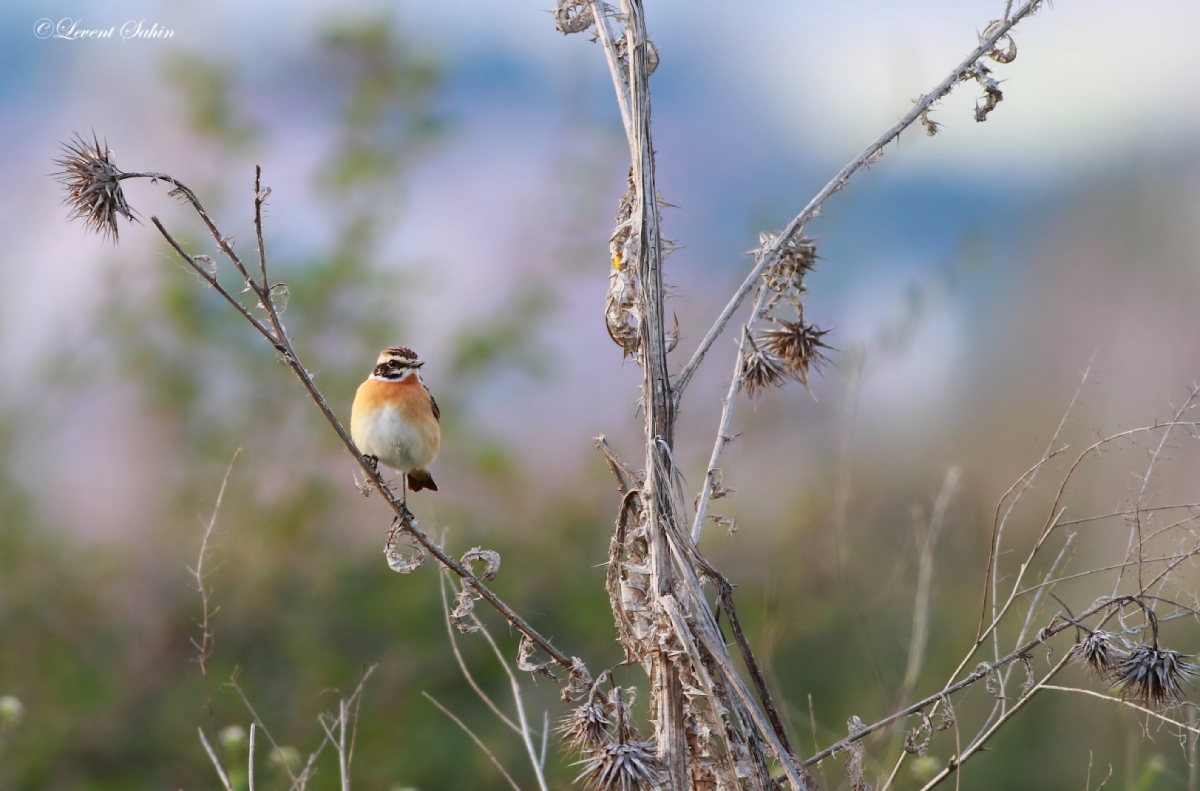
560 700 612 753
739 335 789 397
1110 643 1198 709
54 133 136 242
761 319 832 388
574 739 662 791
1066 630 1124 681
758 232 818 293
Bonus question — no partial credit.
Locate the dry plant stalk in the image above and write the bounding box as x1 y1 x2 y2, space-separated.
53 133 592 692
552 0 1064 789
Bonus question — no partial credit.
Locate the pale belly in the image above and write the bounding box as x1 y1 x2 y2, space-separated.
351 403 438 473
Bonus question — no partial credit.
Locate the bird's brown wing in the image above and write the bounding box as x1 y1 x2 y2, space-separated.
425 385 440 422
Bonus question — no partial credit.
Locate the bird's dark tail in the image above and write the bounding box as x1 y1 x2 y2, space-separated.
407 469 438 492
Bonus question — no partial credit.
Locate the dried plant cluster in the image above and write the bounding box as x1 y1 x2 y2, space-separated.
742 232 830 396
562 680 664 791
1066 607 1199 709
54 0 1200 788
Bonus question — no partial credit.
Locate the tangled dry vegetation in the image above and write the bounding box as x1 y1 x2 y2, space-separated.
53 0 1200 789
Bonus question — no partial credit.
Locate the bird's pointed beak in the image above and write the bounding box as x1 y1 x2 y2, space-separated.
413 361 425 368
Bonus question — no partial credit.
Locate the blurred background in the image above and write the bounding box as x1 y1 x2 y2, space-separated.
2 0 1200 789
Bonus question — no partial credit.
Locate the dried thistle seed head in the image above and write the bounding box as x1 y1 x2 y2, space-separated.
54 133 136 242
559 701 612 752
574 740 662 791
740 343 789 397
1110 643 1198 709
758 231 818 291
1067 630 1124 680
760 320 832 387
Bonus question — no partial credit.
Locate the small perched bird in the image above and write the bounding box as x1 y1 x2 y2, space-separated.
350 346 441 503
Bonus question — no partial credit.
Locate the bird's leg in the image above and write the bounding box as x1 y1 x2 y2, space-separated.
356 455 381 497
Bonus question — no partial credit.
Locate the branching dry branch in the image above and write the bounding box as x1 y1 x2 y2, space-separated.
54 138 588 691
671 0 1047 409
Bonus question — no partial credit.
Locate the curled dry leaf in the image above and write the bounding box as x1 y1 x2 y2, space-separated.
964 61 1004 122
919 108 941 136
554 0 593 34
459 547 501 581
981 20 1018 63
450 587 480 634
384 538 426 573
844 716 873 791
518 633 558 680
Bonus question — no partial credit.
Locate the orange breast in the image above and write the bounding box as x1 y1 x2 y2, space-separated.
350 377 441 472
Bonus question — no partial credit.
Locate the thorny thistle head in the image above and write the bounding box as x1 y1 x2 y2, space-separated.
760 319 832 388
560 700 612 752
1110 643 1198 709
740 337 790 397
574 739 662 791
54 133 136 242
759 232 818 293
1066 630 1124 681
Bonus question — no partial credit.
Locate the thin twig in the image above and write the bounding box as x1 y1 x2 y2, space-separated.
475 617 551 791
198 727 234 791
804 594 1123 767
690 288 769 543
1120 385 1200 596
438 575 521 733
900 467 960 702
423 692 524 791
191 449 241 767
249 723 256 791
1041 686 1200 736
